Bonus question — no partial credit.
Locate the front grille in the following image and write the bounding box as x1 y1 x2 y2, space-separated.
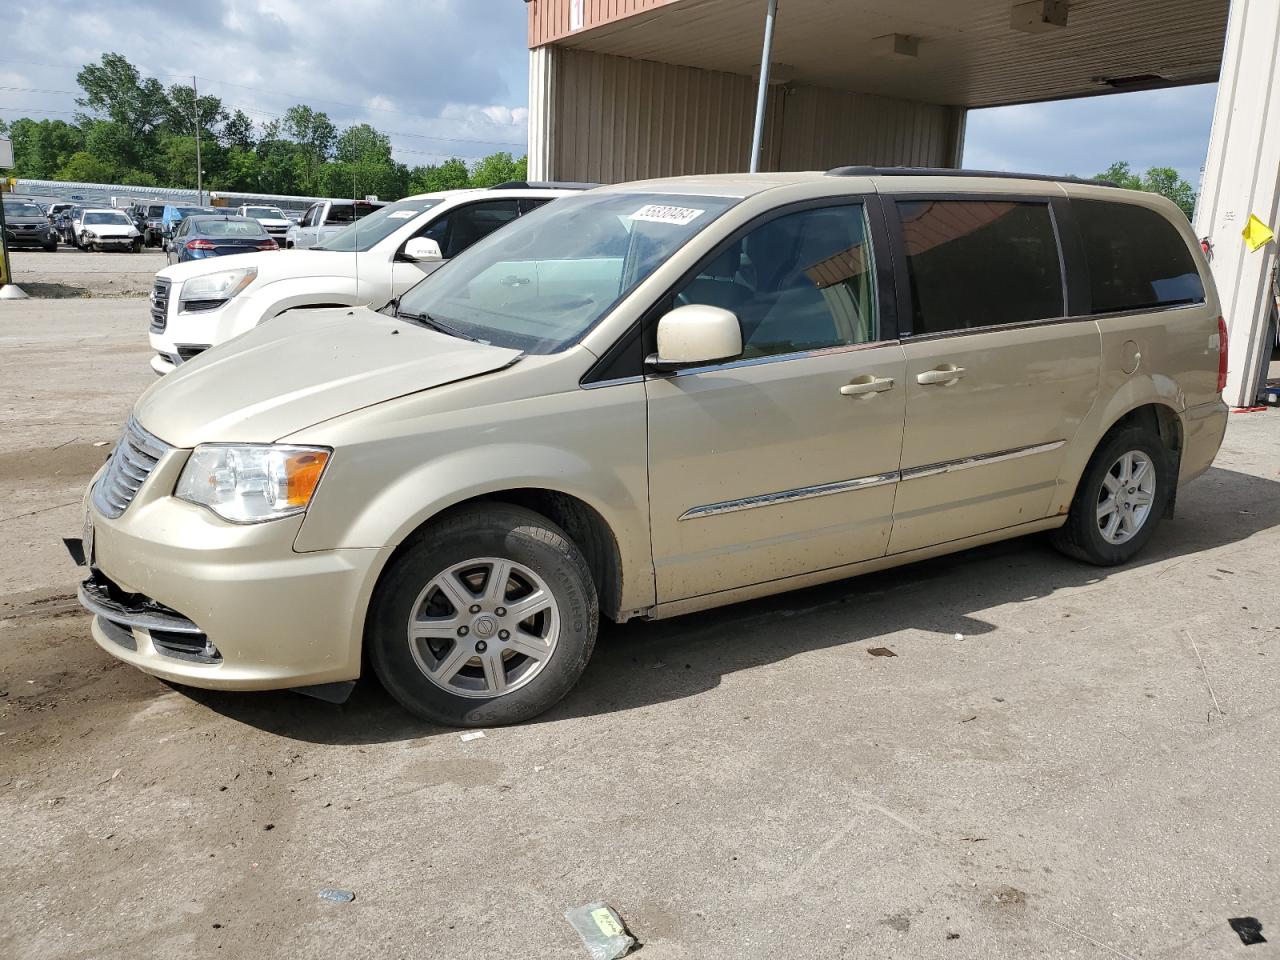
150 278 171 333
90 418 170 519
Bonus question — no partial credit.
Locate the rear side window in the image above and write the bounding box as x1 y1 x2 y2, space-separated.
898 200 1063 335
1073 199 1204 313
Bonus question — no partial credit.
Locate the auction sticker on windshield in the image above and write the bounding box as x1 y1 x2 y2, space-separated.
387 210 417 219
630 204 705 226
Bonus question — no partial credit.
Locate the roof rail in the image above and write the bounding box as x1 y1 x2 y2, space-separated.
824 166 1117 188
488 180 601 191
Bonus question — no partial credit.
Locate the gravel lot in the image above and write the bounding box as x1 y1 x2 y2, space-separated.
8 248 167 298
1 295 1278 960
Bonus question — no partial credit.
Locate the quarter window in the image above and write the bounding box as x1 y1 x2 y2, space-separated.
1073 199 1204 313
674 203 879 359
898 200 1064 335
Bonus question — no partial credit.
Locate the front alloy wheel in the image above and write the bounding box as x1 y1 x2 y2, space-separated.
368 505 598 727
408 557 560 698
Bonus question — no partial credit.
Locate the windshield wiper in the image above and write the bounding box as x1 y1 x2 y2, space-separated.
395 309 481 342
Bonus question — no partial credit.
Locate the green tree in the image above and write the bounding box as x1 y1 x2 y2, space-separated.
222 110 256 151
282 104 337 194
408 157 471 193
1094 161 1197 219
468 151 525 187
55 151 116 183
75 53 168 141
6 118 85 179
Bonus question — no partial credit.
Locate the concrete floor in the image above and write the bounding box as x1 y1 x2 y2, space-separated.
1 297 1278 960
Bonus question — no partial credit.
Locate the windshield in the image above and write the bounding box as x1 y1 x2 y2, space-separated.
3 201 44 217
178 207 205 217
396 192 740 353
313 197 441 252
84 211 132 225
146 205 165 217
245 207 285 219
190 218 267 237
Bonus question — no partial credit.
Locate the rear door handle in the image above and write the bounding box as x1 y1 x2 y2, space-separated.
840 376 895 397
916 365 966 386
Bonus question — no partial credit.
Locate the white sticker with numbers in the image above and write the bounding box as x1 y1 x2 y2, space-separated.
630 204 705 226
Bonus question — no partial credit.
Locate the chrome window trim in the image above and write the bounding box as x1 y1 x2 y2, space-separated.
899 440 1066 481
678 439 1066 520
679 472 899 521
665 338 901 378
902 301 1206 343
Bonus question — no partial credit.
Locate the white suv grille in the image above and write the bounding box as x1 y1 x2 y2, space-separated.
91 418 171 519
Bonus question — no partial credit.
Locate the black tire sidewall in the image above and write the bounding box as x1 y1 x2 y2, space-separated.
367 506 598 727
1068 428 1172 565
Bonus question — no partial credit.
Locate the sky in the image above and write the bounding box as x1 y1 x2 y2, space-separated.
0 0 1219 184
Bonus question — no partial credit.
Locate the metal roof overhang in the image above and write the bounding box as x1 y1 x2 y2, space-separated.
548 0 1229 108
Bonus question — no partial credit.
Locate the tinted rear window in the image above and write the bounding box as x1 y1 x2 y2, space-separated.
898 200 1064 335
1073 199 1204 313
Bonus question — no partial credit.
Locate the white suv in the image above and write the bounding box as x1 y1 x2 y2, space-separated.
147 184 589 374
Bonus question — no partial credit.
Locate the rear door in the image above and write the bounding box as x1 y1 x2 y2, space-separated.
885 194 1101 553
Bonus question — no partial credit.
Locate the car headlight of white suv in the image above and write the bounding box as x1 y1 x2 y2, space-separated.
178 267 258 312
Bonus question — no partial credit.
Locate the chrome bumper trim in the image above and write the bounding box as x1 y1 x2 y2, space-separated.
679 472 899 521
77 578 204 635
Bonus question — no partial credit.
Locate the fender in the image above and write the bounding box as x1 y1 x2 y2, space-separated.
1049 370 1185 515
223 276 363 340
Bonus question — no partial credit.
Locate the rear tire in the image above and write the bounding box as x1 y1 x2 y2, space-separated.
367 504 598 727
1052 426 1172 566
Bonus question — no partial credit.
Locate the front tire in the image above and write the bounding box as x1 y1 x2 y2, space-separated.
1052 426 1172 566
367 505 598 727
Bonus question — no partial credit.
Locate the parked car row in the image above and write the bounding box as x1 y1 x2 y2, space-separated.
74 170 1230 728
147 183 570 373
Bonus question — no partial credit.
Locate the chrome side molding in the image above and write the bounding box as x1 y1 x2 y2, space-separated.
679 440 1066 521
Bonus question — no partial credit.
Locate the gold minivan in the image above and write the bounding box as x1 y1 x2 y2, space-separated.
74 170 1228 726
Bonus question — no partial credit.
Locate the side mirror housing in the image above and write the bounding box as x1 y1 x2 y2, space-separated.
402 237 443 263
647 304 743 371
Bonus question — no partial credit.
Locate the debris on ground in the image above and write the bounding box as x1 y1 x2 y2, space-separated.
318 888 355 903
867 647 897 658
946 932 960 940
459 731 486 743
1228 917 1267 945
954 633 965 641
564 902 636 959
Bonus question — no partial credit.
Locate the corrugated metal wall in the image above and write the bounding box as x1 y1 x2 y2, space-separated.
541 47 962 182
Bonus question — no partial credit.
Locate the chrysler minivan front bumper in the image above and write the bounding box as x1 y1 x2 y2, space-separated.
77 456 385 691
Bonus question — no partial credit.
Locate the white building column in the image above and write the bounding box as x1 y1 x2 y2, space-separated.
1194 0 1280 408
527 46 557 182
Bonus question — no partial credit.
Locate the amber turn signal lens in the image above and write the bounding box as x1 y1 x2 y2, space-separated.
285 451 330 507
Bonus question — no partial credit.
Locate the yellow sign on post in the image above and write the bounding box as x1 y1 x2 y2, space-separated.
1242 213 1275 252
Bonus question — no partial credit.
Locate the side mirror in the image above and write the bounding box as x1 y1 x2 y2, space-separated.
646 304 743 371
402 237 443 263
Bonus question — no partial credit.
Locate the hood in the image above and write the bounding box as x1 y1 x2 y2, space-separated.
83 223 137 236
159 249 363 287
133 306 523 447
5 214 49 226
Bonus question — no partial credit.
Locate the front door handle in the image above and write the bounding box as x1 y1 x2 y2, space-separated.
916 365 966 386
840 376 895 397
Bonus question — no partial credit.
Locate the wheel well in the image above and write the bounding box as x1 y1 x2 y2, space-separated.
1106 403 1183 460
386 489 626 623
1100 403 1183 517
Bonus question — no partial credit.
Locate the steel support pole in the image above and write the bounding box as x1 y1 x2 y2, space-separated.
748 0 779 173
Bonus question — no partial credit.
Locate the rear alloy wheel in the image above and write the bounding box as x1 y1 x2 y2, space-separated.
368 505 598 726
1052 426 1172 565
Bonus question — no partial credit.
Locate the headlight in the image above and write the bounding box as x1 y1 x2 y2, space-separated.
178 267 257 310
84 230 96 239
176 444 331 522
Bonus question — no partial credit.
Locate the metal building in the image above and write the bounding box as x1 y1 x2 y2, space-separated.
525 0 1279 409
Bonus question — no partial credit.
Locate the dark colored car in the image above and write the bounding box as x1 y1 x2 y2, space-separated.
2 198 59 251
129 201 168 247
166 215 279 264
